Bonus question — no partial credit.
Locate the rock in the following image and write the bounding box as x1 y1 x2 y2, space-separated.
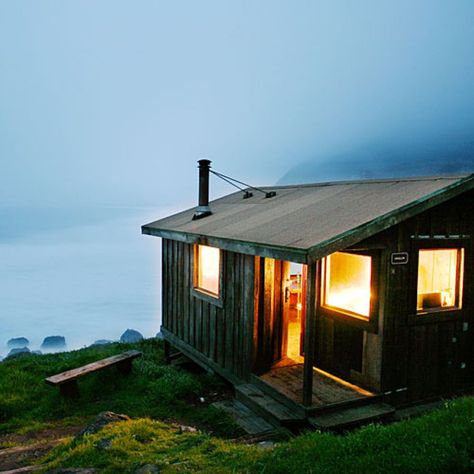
257 440 276 449
6 347 30 359
120 329 143 343
7 337 30 348
95 438 112 450
41 335 66 350
76 411 130 438
178 425 197 433
90 339 113 347
134 465 160 474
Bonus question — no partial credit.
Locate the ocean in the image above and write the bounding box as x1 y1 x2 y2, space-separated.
0 206 164 358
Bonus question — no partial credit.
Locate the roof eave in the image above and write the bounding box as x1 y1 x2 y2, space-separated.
141 225 309 264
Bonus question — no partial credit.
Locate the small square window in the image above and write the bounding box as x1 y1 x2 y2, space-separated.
195 245 220 297
323 252 372 318
417 248 464 313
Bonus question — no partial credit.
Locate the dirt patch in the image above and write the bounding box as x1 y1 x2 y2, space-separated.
0 425 82 471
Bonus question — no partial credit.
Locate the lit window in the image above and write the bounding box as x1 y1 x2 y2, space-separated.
417 249 463 312
195 245 220 297
323 252 372 318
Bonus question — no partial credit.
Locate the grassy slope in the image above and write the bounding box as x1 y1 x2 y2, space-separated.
1 340 473 473
0 339 239 438
43 397 474 473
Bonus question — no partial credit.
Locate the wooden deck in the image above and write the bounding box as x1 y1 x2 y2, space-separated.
260 359 374 408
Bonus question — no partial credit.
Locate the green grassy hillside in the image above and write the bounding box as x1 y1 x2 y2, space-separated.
1 340 473 473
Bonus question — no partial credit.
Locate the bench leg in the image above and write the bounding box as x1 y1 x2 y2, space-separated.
59 380 78 397
117 359 133 375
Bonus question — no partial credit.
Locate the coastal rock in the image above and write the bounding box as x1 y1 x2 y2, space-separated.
7 337 30 348
90 339 113 347
120 329 143 343
41 335 66 350
76 411 130 438
6 347 30 359
134 465 160 474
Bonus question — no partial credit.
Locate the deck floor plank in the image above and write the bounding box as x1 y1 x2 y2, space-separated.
260 362 373 407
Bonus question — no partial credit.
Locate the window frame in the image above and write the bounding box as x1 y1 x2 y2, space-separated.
319 249 381 333
409 238 467 325
191 244 224 308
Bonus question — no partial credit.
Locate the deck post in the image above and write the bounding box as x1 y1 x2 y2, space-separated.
303 260 319 406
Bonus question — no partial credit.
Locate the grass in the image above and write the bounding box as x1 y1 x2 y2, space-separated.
43 397 474 473
1 340 473 473
0 339 239 438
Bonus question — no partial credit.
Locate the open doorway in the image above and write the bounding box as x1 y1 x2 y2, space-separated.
283 262 306 361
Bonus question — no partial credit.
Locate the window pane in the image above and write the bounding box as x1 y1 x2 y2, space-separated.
324 252 372 317
417 249 463 312
197 245 220 296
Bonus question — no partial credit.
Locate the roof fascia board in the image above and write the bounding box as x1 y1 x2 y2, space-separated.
141 226 308 264
307 174 474 263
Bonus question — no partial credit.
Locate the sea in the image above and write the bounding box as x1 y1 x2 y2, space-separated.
0 206 166 359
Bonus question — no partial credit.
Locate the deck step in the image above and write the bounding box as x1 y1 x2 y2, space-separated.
308 402 395 431
235 384 305 427
212 399 276 435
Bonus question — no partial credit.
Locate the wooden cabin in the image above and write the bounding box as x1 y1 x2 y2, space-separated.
142 160 474 429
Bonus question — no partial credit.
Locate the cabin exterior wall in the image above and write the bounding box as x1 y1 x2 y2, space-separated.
160 189 473 408
378 190 474 404
161 238 255 382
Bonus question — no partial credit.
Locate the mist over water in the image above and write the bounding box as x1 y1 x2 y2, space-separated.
279 139 474 185
0 207 163 358
1 3 474 358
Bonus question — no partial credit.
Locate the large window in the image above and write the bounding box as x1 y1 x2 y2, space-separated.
417 248 464 313
323 252 372 318
195 245 220 297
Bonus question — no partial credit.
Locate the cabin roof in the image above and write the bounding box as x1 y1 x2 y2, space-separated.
142 174 474 263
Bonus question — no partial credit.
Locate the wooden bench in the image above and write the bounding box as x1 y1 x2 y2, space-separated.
45 350 142 396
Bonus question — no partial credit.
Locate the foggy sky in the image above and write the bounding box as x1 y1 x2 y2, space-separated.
1 1 474 210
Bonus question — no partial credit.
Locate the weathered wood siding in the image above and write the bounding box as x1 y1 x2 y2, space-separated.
162 239 255 381
313 190 474 399
379 189 474 403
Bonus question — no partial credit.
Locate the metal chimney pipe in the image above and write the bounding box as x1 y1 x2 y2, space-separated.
192 159 212 220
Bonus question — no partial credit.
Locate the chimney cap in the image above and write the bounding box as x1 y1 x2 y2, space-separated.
193 158 212 220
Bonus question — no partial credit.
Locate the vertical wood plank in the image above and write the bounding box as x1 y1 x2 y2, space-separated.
303 261 319 406
209 304 216 362
225 252 235 371
234 254 242 376
241 255 255 380
202 302 210 357
196 298 202 353
216 303 225 367
182 243 190 344
161 239 168 330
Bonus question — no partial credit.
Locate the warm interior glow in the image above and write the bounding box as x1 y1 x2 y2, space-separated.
197 245 220 296
286 263 304 359
417 248 463 312
324 252 372 317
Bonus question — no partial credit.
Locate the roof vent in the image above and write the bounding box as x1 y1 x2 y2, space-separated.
192 159 212 220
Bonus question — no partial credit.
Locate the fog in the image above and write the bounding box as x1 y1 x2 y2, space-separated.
1 2 473 351
1 1 474 210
